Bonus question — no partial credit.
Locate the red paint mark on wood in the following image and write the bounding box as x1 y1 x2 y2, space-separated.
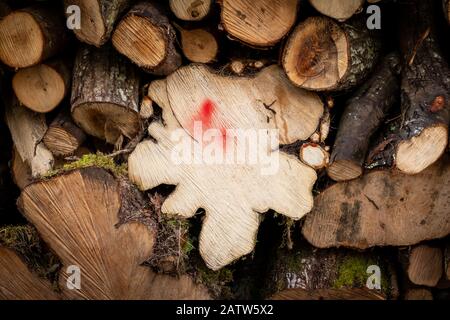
198 99 214 128
430 96 445 113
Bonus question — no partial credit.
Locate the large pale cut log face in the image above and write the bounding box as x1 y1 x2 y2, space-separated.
19 168 210 299
302 157 450 249
129 64 323 270
221 0 298 46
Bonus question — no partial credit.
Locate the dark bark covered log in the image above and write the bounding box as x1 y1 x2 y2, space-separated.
283 16 381 91
112 2 182 76
445 241 450 281
43 110 86 157
64 0 130 47
169 0 212 21
327 53 401 181
71 45 140 145
302 155 450 249
12 58 71 113
308 0 365 21
395 0 450 174
402 245 443 287
265 243 397 300
219 0 299 47
0 6 68 68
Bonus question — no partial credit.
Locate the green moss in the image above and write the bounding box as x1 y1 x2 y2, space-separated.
334 256 369 289
197 264 234 299
0 225 60 284
333 256 390 293
45 153 127 178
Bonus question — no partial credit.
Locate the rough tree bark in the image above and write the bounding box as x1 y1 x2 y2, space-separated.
283 16 381 91
0 6 68 68
112 1 182 75
71 45 141 145
327 53 401 181
395 0 450 174
265 243 397 300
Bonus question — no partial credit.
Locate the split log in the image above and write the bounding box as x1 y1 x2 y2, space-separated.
299 143 329 170
178 27 218 64
302 156 450 249
395 0 450 174
308 0 364 21
282 16 381 91
112 2 182 75
265 244 397 300
219 0 299 47
327 53 401 181
11 147 33 190
404 245 443 287
18 166 210 299
63 0 130 47
12 58 71 113
0 6 68 68
43 110 86 157
169 0 212 21
130 64 324 270
4 94 54 177
71 45 140 145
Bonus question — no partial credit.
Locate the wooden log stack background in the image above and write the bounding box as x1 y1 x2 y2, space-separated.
0 0 449 300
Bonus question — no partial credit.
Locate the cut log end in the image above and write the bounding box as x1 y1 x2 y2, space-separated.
404 288 433 300
0 11 44 68
327 160 363 181
308 0 364 21
113 15 166 68
220 0 298 47
407 245 443 287
72 103 140 144
12 64 67 113
283 16 348 91
169 0 211 21
180 28 218 64
299 143 329 170
395 125 448 175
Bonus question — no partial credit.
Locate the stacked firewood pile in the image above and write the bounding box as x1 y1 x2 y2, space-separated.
0 0 449 300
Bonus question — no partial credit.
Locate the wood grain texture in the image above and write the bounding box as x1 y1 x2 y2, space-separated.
303 156 450 249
